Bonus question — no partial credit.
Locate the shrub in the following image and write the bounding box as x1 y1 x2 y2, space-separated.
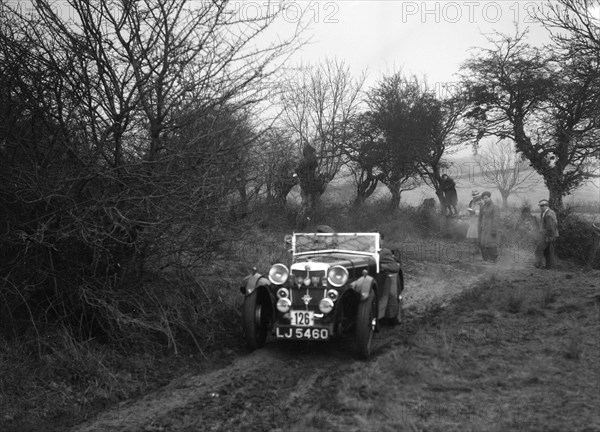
556 213 600 269
415 198 443 233
498 203 539 247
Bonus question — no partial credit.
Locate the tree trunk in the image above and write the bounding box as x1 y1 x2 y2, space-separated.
514 118 567 212
273 177 296 206
236 184 248 219
305 189 321 216
545 167 567 212
548 188 564 212
297 188 322 229
500 190 509 208
388 181 402 209
271 161 297 206
354 171 378 207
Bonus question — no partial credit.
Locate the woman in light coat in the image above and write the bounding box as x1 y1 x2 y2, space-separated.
466 190 481 243
478 191 500 262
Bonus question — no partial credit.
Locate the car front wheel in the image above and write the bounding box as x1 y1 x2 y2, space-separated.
356 289 376 359
242 290 269 350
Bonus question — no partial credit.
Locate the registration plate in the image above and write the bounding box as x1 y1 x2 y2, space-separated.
275 326 329 340
290 310 314 327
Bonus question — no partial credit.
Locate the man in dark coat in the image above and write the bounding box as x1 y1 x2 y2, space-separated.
478 191 500 262
535 199 559 269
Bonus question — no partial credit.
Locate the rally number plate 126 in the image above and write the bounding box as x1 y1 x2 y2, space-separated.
290 310 314 327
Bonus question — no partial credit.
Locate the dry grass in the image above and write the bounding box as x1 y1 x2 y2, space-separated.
0 330 147 429
540 289 558 309
505 291 525 314
2 202 598 431
563 324 584 361
322 269 600 432
0 272 246 431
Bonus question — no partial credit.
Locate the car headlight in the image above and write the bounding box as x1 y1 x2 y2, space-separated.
327 289 339 301
277 288 289 299
319 298 334 313
269 264 289 285
327 266 349 287
277 298 291 313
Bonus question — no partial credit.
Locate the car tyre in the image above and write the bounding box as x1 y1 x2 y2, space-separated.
243 290 269 350
356 289 376 359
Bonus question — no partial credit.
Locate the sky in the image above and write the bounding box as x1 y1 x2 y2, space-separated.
250 0 554 159
263 0 554 90
262 1 600 200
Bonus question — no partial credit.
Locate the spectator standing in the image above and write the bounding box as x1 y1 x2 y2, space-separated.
440 174 458 216
478 191 500 262
535 199 559 269
466 190 481 243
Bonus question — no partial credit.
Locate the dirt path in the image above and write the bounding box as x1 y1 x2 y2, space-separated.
70 250 530 432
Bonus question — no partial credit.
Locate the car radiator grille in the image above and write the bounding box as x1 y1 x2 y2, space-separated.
289 286 327 311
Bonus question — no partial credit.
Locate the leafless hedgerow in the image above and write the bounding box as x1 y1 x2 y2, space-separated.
0 0 306 352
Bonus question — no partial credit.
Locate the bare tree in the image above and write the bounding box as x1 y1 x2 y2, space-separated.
0 0 305 350
475 139 539 207
461 29 600 210
257 127 298 205
366 73 439 208
280 58 366 224
344 112 384 207
539 0 600 58
538 0 600 192
415 92 468 209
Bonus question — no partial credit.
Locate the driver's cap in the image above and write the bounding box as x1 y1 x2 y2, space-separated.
316 225 335 233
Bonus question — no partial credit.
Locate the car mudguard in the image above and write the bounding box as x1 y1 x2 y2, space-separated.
352 274 376 301
240 272 271 296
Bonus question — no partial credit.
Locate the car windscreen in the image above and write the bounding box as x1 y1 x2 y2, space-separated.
293 233 378 255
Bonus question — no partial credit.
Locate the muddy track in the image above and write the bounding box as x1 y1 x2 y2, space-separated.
71 257 515 432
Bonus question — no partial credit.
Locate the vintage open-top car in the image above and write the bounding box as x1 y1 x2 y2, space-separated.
240 231 404 358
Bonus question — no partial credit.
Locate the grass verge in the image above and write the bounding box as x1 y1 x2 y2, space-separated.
327 268 600 432
0 274 246 432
